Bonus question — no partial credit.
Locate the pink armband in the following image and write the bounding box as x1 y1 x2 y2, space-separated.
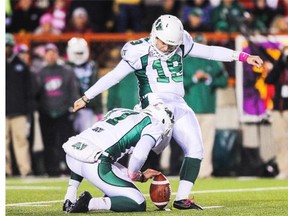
128 172 138 180
128 171 144 182
239 52 250 62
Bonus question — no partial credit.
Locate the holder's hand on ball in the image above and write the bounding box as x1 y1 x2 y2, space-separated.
143 169 161 182
129 169 161 182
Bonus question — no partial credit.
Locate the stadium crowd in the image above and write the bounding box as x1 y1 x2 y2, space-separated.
6 0 288 34
5 0 288 178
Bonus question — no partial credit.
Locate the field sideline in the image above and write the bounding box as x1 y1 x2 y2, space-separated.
6 176 288 216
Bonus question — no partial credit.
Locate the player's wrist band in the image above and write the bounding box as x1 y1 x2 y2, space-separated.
232 51 250 62
133 171 145 182
81 96 90 104
239 52 250 62
139 172 145 182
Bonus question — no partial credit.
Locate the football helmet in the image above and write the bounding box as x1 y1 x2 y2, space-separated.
150 15 183 59
142 103 174 135
67 37 89 65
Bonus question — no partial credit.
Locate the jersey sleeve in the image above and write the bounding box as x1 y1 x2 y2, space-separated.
182 30 194 57
188 42 235 62
127 118 170 177
84 60 133 99
121 40 148 70
128 135 156 177
141 118 171 154
141 119 165 142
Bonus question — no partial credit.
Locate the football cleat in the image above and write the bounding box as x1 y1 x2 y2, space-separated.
173 199 203 210
62 199 73 212
67 191 92 213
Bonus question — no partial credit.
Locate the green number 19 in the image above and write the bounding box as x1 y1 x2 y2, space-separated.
152 54 183 83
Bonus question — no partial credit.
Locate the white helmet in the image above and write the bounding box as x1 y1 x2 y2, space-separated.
142 103 174 135
67 37 89 65
150 15 183 59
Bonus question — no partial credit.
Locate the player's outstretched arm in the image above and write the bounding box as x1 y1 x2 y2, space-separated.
190 43 264 69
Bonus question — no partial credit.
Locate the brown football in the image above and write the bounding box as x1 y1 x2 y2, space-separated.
149 173 171 209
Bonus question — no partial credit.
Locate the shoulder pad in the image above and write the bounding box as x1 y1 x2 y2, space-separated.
183 30 194 57
121 38 150 70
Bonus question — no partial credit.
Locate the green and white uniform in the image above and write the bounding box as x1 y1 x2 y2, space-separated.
84 30 239 200
63 108 170 212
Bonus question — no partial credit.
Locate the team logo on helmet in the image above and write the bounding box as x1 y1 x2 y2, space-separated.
155 19 163 31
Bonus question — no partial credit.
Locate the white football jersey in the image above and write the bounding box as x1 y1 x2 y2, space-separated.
121 31 194 98
64 108 168 162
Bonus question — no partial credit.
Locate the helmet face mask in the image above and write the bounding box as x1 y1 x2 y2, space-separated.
67 37 89 65
150 15 183 60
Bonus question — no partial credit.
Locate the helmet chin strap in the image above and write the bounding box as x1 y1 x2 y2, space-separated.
149 42 178 61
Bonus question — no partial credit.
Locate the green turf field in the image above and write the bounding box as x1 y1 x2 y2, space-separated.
6 176 288 216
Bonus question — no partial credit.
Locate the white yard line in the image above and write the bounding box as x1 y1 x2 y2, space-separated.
183 186 288 195
6 200 63 207
6 186 62 190
202 206 224 209
6 177 69 184
9 204 51 207
6 186 288 207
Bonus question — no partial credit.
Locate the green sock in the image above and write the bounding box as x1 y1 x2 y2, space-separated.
179 157 201 183
70 171 83 182
110 196 146 212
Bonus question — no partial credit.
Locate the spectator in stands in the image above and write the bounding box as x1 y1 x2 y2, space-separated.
250 0 276 33
183 33 228 178
64 7 94 33
13 42 47 176
265 46 288 179
34 13 61 35
6 33 33 177
10 0 43 33
142 0 181 31
114 0 142 32
30 45 46 75
142 0 164 31
35 43 79 176
161 0 181 16
36 0 50 10
47 0 70 32
67 0 114 32
66 37 103 133
269 15 288 34
211 0 246 32
277 0 288 17
13 43 30 65
183 8 212 32
181 0 213 27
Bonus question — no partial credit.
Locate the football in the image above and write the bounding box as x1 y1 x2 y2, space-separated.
149 173 171 209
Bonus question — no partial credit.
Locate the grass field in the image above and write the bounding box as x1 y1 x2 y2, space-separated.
6 176 288 216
